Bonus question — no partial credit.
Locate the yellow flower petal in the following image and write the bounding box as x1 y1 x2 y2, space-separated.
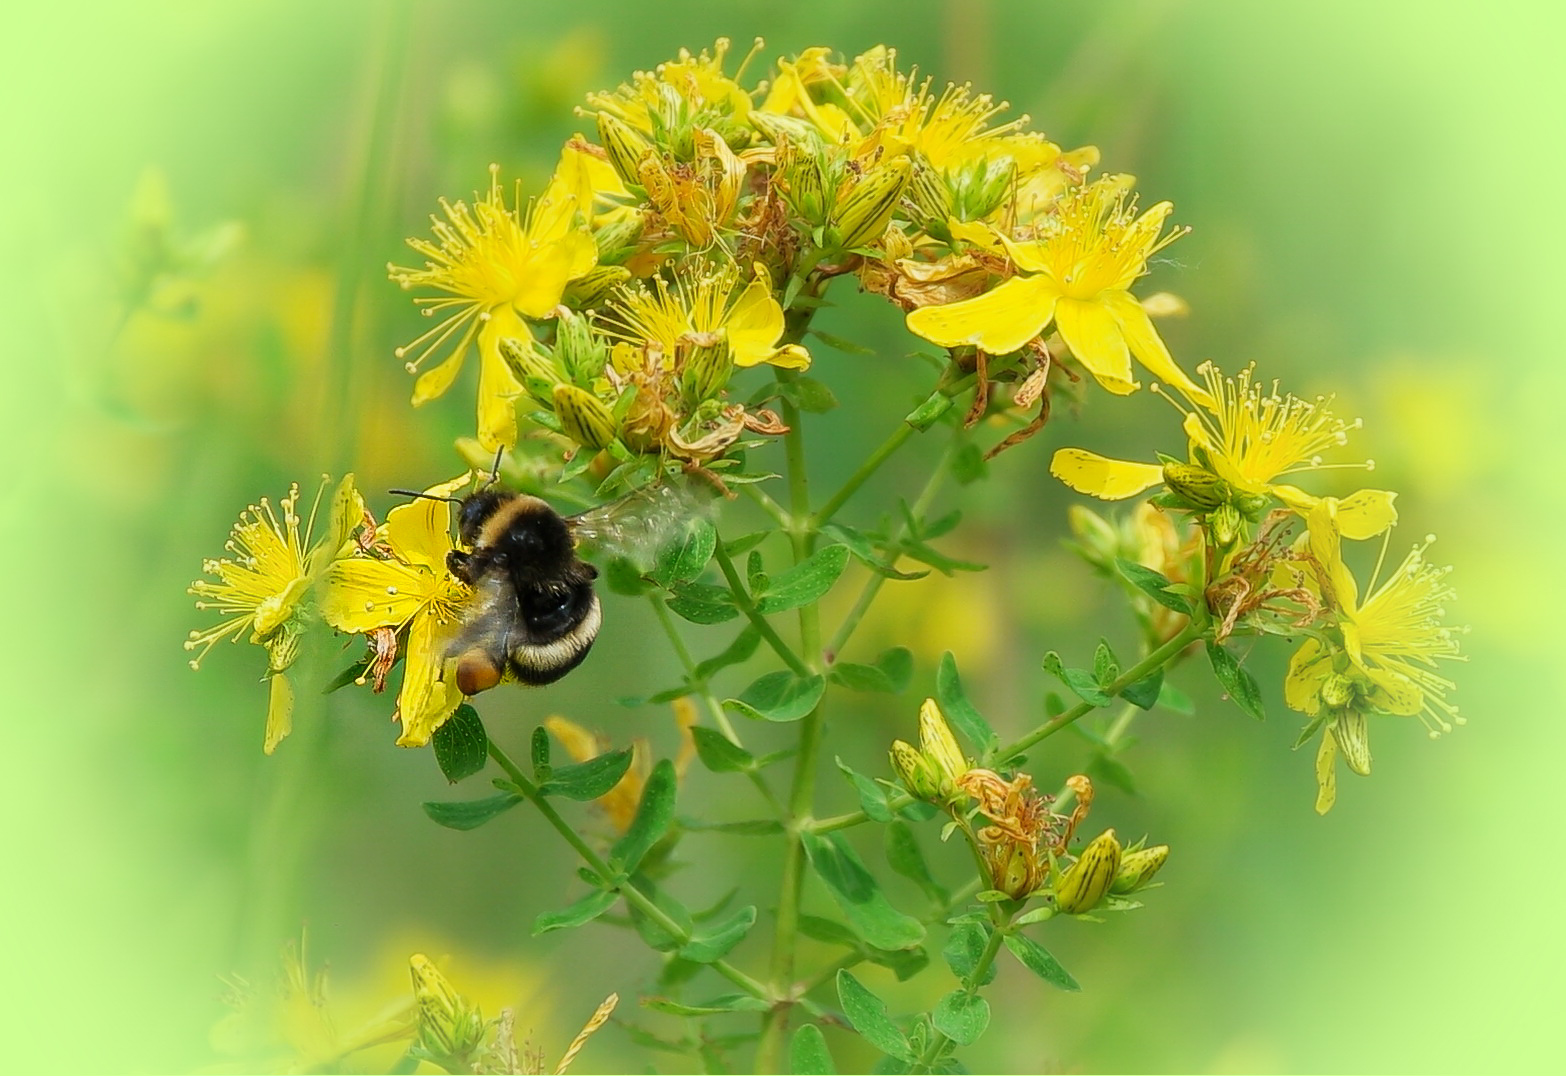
1305 500 1359 613
1284 637 1331 716
320 559 429 632
1050 448 1165 500
387 497 454 573
1314 731 1338 815
1364 666 1424 716
411 345 469 406
1101 290 1209 405
905 273 1059 354
477 310 526 450
1334 489 1399 540
263 673 294 755
1055 296 1135 394
996 234 1052 274
394 611 465 748
544 715 605 762
512 229 597 319
759 343 813 371
727 268 786 364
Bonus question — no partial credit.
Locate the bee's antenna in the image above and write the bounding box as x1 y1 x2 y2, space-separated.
388 489 462 504
487 447 503 486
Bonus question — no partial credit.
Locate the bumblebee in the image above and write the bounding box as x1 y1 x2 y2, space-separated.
442 488 602 696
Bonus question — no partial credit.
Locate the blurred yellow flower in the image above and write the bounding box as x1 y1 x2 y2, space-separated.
321 480 471 747
187 476 363 754
906 177 1201 398
390 165 597 449
546 700 697 833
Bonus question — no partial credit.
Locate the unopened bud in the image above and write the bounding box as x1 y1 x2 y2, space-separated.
1161 461 1230 510
497 335 564 405
890 739 942 802
1054 828 1122 914
552 384 619 450
918 697 968 786
1110 843 1169 894
597 112 653 187
905 155 952 225
1331 709 1372 776
950 155 1014 222
679 330 734 404
553 309 608 386
1321 672 1357 710
1066 504 1118 570
785 152 832 226
834 156 911 249
263 623 302 674
410 954 485 1067
563 264 632 310
1210 502 1243 548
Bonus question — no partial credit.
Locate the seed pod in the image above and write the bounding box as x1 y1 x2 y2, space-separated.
1054 828 1122 914
597 112 653 187
552 384 619 451
834 155 911 250
992 841 1044 900
1110 843 1169 894
1331 709 1372 776
1161 461 1230 510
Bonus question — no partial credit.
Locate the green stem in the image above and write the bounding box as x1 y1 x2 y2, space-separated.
825 430 963 660
915 897 1012 1069
711 542 812 678
648 593 784 817
811 369 976 531
486 740 771 1001
740 483 792 529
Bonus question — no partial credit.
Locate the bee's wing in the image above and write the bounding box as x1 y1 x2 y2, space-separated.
568 481 714 567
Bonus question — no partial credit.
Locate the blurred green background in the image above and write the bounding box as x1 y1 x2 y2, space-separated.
4 1 1562 1072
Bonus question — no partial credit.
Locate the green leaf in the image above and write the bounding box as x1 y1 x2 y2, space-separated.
643 993 772 1017
836 970 913 1061
595 455 659 498
422 793 522 831
932 990 990 1046
884 820 944 902
724 530 769 557
899 538 986 575
726 671 826 722
1206 642 1267 720
1121 667 1164 710
783 375 840 413
865 943 930 982
627 879 694 952
603 556 651 596
667 581 740 624
1003 933 1080 991
1093 639 1120 686
835 757 894 823
789 1023 836 1075
530 725 551 781
935 652 998 753
690 726 756 773
747 549 768 593
678 905 757 964
532 888 617 935
830 647 913 694
809 328 877 356
432 704 487 783
610 759 677 872
941 921 997 986
921 508 963 540
538 747 634 801
1041 651 1111 707
1158 681 1196 715
755 544 851 614
821 523 929 581
802 832 925 951
693 625 761 680
1088 752 1138 795
682 818 785 836
1115 558 1194 613
650 517 717 586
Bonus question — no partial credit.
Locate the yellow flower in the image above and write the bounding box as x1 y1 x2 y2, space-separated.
320 480 471 747
389 165 598 449
187 476 363 754
1286 499 1463 736
906 177 1202 398
586 37 757 139
1051 362 1398 540
605 263 811 373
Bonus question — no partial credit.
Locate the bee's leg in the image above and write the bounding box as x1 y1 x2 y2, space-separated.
446 549 477 585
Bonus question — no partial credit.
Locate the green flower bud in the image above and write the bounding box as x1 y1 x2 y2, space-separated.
410 954 486 1068
950 156 1016 222
563 264 632 309
497 335 564 405
1321 671 1357 710
1110 843 1169 894
905 155 952 226
553 309 608 386
1331 709 1372 776
592 211 645 264
1210 502 1243 547
833 156 911 250
918 697 968 789
1054 828 1122 914
679 330 734 405
750 110 822 148
890 739 943 802
552 384 619 451
597 111 653 187
1161 461 1231 510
